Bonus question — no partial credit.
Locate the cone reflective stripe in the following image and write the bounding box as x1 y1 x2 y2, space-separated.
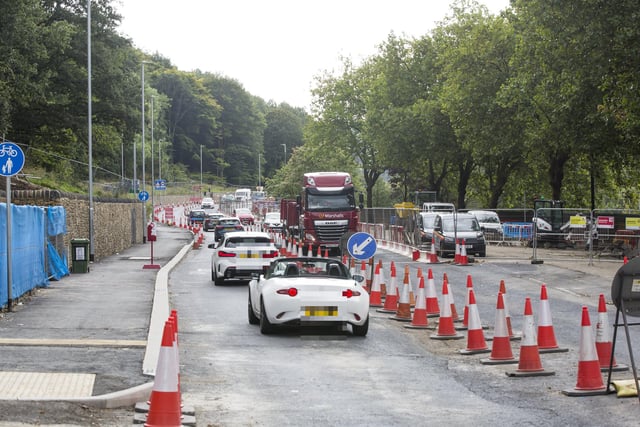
405 276 430 329
369 262 383 307
563 307 608 396
459 289 490 354
537 284 568 353
425 268 440 317
145 321 181 426
595 294 627 371
431 279 463 340
482 293 516 364
377 261 398 313
391 265 412 321
506 297 554 377
499 280 515 339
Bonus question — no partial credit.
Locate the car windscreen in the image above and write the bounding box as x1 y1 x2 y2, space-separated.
190 211 205 218
443 217 480 232
226 237 272 247
476 213 499 223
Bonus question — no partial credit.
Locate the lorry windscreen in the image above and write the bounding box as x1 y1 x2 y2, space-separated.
307 193 355 210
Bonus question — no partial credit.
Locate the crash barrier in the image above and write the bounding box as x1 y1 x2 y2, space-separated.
1 204 68 309
360 207 640 265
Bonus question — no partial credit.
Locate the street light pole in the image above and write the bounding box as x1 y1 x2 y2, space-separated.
151 95 155 211
87 0 94 261
141 61 147 243
200 144 203 193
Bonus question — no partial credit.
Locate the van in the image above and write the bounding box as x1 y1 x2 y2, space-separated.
234 188 251 201
468 210 503 240
432 213 486 257
422 202 456 213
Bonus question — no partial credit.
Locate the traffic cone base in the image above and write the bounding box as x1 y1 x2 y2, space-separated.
538 346 569 354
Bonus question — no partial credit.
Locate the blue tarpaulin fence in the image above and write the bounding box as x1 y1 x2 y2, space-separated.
0 203 68 307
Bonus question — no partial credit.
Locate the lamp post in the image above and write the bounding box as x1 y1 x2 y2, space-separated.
87 0 95 261
151 95 155 210
141 61 149 243
200 144 203 192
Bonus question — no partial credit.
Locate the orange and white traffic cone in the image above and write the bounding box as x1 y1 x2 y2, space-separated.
391 265 412 321
429 237 439 263
308 243 313 257
443 273 460 323
317 245 322 257
324 248 329 258
454 239 461 264
360 261 369 293
143 321 182 426
481 292 517 365
499 279 519 340
459 289 490 354
431 278 464 340
377 261 398 314
405 276 430 329
369 262 383 307
460 274 474 330
538 284 568 353
506 297 555 377
425 268 440 317
378 260 387 298
595 293 628 372
458 239 469 266
563 306 609 396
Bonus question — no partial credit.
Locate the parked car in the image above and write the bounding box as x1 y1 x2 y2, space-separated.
234 207 255 225
214 217 244 241
209 231 279 285
468 210 503 241
188 209 207 225
432 213 486 257
247 257 369 336
415 212 438 247
201 197 215 209
204 212 226 231
262 212 283 233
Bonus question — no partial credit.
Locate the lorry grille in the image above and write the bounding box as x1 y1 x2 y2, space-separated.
314 220 349 243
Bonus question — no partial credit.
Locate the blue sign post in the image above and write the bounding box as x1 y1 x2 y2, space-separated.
347 232 377 260
2 141 25 312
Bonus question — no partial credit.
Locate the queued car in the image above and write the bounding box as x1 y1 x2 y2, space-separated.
468 210 503 241
432 213 486 258
188 209 207 225
204 212 226 231
209 231 279 286
247 257 370 336
261 212 283 233
415 211 438 248
201 197 215 209
234 208 255 226
214 217 244 241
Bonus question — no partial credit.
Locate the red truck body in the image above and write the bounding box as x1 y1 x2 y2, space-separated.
280 172 359 254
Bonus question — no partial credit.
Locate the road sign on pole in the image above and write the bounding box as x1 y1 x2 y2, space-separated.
347 232 377 260
0 142 25 177
138 190 150 202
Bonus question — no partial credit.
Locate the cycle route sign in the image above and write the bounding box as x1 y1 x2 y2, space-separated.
0 142 25 177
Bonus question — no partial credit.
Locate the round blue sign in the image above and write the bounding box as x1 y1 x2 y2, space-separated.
0 142 25 177
138 190 150 202
347 232 377 260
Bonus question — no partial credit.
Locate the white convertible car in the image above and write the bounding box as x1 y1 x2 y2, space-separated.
248 257 370 336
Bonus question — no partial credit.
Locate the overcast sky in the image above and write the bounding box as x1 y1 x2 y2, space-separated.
116 0 510 110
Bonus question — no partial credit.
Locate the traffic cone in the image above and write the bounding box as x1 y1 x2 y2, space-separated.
297 242 303 257
391 265 412 321
144 321 182 426
429 237 439 263
377 262 398 314
360 261 369 293
425 268 440 317
595 294 628 372
458 239 469 266
460 274 475 330
537 284 568 353
443 273 460 322
499 279 518 340
317 245 322 257
506 297 555 377
562 306 609 396
378 260 387 298
405 276 430 329
324 248 329 258
481 292 517 365
369 262 383 307
454 239 461 264
459 289 490 354
431 279 464 340
624 255 628 264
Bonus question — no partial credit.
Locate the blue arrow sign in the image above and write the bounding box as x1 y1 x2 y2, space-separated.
138 190 150 202
0 142 25 177
347 232 377 260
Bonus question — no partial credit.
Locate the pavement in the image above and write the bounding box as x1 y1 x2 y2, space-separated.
0 225 626 410
0 223 195 409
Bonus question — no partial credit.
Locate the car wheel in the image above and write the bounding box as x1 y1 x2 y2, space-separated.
213 268 225 286
248 292 259 325
352 316 369 337
259 298 274 334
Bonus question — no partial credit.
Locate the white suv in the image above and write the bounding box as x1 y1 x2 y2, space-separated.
209 231 279 285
